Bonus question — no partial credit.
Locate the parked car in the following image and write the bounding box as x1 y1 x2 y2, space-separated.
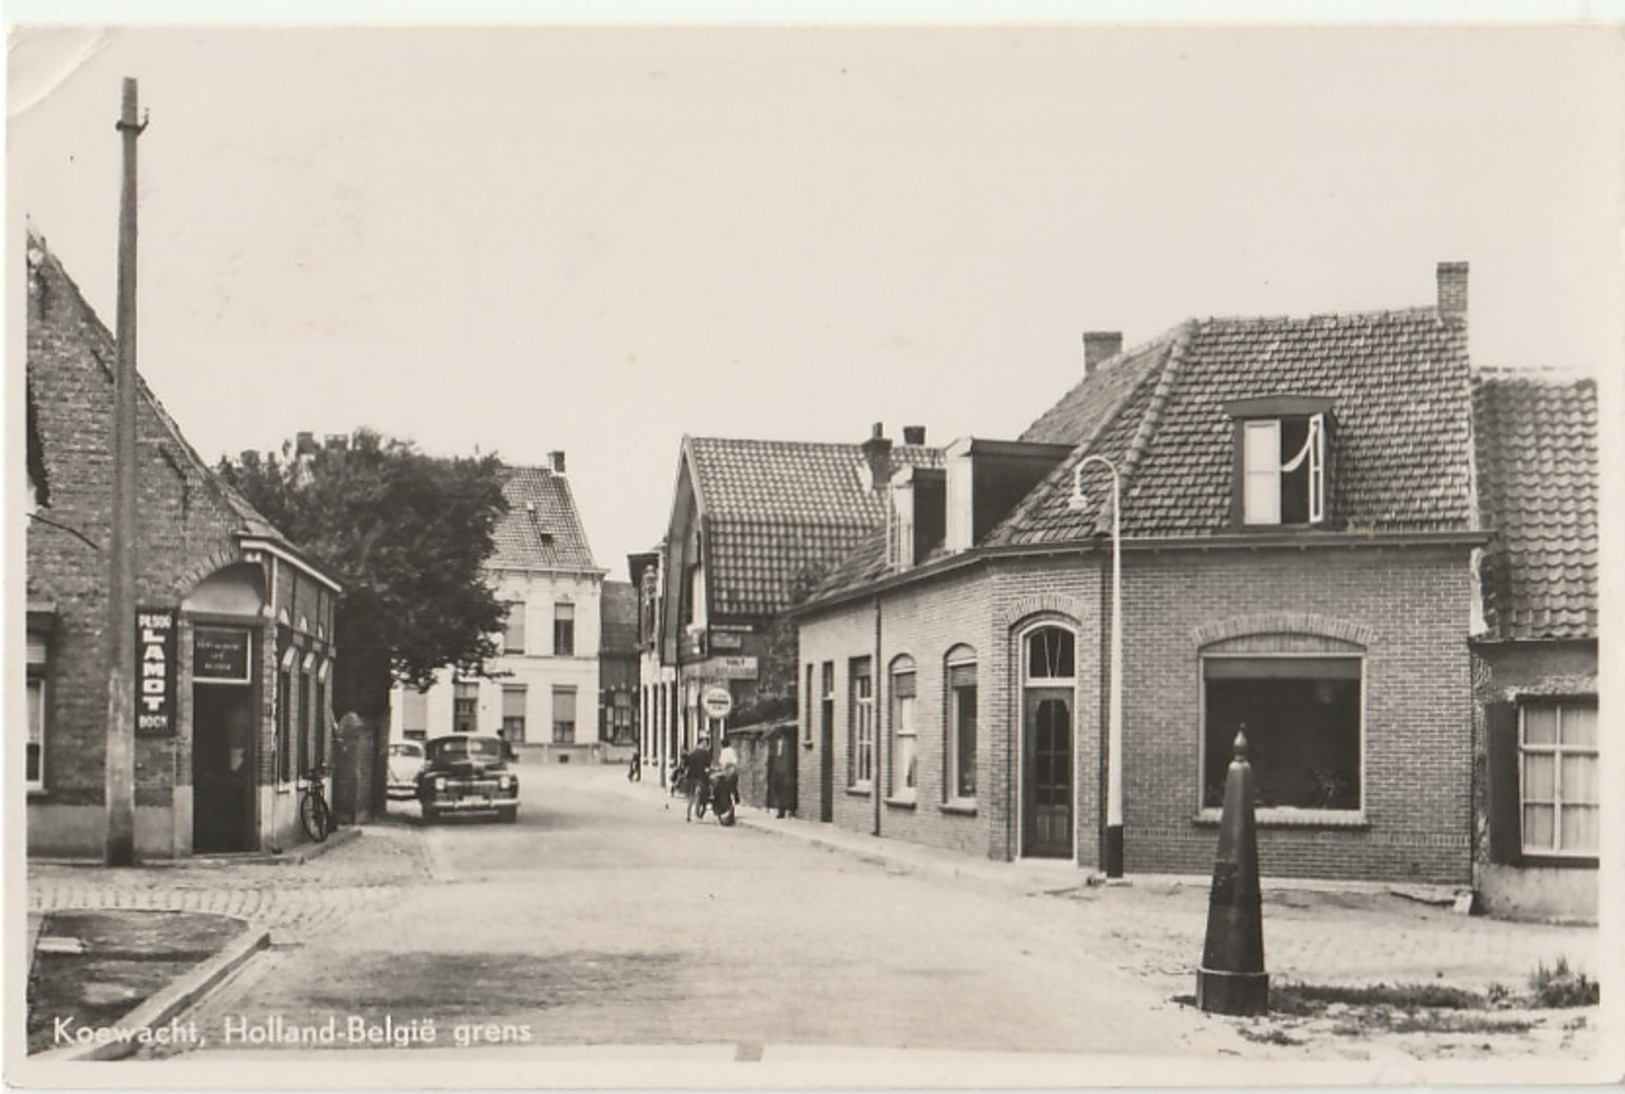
415 733 519 824
387 740 426 800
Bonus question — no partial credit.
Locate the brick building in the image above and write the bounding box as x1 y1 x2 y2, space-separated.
653 430 941 771
1471 372 1598 920
390 458 607 764
795 263 1489 885
25 233 341 858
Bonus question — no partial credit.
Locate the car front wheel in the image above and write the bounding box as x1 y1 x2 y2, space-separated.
497 806 517 824
421 805 439 824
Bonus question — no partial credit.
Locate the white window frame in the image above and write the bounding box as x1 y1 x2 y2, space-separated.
945 648 977 806
1197 652 1366 821
849 659 874 790
1241 412 1326 527
501 684 528 744
888 658 917 803
1519 701 1599 858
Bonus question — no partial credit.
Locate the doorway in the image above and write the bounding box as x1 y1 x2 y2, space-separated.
1023 688 1073 858
193 683 257 852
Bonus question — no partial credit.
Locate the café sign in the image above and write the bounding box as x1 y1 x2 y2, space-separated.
194 626 252 683
135 608 177 736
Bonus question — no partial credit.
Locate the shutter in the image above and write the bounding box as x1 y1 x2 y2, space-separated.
1485 702 1522 865
1307 413 1325 524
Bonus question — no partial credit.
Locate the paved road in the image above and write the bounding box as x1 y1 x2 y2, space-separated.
139 763 1251 1059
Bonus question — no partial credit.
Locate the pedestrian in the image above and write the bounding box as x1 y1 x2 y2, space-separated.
627 750 641 782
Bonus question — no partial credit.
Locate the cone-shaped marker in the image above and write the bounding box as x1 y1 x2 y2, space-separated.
1196 730 1268 1015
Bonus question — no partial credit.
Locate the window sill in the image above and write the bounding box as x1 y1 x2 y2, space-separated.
1193 807 1367 829
1517 854 1599 870
26 787 48 800
939 801 977 817
884 796 917 810
845 786 872 798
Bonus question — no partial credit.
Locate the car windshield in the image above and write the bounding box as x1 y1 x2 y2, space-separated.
390 743 423 758
426 736 504 762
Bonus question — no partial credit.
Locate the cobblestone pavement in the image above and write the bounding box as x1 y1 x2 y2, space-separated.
25 763 1611 1075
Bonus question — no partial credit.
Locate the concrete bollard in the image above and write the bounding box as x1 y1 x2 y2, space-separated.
1196 731 1268 1016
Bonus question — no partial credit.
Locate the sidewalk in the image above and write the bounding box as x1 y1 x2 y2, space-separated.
611 772 1600 996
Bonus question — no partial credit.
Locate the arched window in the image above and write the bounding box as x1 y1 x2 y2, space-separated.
888 655 917 801
944 645 977 804
1024 627 1075 682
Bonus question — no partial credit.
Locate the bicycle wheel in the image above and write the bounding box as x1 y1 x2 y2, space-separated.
300 790 331 843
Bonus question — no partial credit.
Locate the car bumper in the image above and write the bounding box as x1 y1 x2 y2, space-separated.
421 795 518 812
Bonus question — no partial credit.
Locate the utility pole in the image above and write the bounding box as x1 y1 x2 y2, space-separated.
105 77 147 866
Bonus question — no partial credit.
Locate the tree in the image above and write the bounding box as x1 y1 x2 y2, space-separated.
219 430 510 806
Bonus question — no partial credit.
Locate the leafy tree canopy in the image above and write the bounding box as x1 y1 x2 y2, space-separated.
219 429 510 716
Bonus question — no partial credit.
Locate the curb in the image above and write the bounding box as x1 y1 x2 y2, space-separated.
30 826 361 870
33 920 271 1063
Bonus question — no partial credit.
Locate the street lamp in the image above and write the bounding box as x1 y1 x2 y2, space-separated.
1072 455 1124 878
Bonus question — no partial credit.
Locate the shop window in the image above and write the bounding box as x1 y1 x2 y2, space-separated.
503 601 526 654
554 603 575 656
1202 657 1361 811
453 679 479 734
888 657 917 802
1521 702 1598 857
26 629 48 792
298 661 313 777
945 646 978 803
276 651 294 784
314 668 329 769
502 685 528 744
849 657 874 789
553 686 577 743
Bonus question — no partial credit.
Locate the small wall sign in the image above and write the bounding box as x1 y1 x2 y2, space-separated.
194 626 252 683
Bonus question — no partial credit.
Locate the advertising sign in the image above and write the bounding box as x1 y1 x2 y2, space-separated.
194 626 252 683
706 655 759 680
135 608 177 736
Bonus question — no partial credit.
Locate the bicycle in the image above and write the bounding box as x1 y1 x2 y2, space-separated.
299 764 335 843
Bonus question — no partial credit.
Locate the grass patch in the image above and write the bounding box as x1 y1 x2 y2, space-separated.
1529 957 1600 1008
1272 982 1485 1012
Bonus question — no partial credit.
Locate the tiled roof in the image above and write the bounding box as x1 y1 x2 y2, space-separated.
599 580 639 655
990 307 1474 544
489 466 598 572
686 437 941 617
26 233 292 550
1473 372 1597 641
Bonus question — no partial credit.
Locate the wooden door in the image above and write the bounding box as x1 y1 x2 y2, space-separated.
1023 689 1072 858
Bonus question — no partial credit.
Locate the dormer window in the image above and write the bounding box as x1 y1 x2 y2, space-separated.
1226 396 1333 528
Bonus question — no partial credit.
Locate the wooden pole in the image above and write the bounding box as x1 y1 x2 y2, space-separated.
105 77 145 866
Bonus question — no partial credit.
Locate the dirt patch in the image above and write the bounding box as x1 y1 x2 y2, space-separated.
28 910 249 1054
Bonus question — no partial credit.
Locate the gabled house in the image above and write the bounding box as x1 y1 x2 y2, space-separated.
630 545 678 784
794 263 1488 885
656 429 941 757
1471 372 1598 920
26 232 341 858
390 456 607 763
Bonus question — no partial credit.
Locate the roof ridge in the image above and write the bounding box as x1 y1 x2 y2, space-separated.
1200 304 1440 327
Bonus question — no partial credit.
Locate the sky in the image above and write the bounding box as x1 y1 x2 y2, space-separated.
8 14 1623 582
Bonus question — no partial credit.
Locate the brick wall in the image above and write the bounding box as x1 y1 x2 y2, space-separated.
1118 545 1475 884
798 541 1478 885
27 247 248 817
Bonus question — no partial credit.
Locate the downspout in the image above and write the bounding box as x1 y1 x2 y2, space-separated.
873 595 883 838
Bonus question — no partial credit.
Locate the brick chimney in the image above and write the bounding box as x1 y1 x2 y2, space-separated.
1437 262 1468 320
548 450 566 474
860 423 892 493
295 431 318 456
323 433 349 452
902 425 927 445
1083 331 1123 376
